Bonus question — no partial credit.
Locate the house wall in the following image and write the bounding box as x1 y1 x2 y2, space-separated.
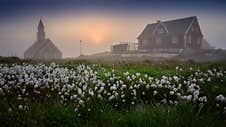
138 24 185 52
185 19 203 49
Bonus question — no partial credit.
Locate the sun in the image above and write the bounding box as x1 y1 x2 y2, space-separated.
89 27 107 44
79 21 110 44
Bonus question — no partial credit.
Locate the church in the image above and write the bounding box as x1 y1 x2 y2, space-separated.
24 20 62 59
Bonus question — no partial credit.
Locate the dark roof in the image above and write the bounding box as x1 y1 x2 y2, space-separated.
138 16 197 39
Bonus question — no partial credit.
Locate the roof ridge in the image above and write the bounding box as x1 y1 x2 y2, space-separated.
148 16 196 25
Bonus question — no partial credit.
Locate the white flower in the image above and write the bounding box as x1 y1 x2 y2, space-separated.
110 85 117 90
216 94 226 102
122 84 127 89
79 99 84 105
173 76 179 82
207 78 211 82
199 96 207 102
146 84 150 89
108 95 115 101
77 88 82 95
136 73 140 77
169 91 174 95
8 108 12 112
34 84 39 89
89 90 95 96
153 90 158 96
186 95 192 101
71 95 77 100
18 105 23 111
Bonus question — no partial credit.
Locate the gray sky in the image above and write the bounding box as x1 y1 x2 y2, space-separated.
0 0 226 58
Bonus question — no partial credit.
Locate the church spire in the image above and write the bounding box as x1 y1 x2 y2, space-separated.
37 19 46 42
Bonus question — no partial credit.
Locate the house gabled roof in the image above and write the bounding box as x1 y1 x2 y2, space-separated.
138 16 197 39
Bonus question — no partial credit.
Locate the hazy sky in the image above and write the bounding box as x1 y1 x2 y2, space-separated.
0 0 226 58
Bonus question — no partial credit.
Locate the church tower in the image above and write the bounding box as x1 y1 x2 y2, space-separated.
37 19 46 42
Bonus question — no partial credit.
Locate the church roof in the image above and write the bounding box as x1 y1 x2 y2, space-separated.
24 39 62 59
138 16 197 39
38 19 44 28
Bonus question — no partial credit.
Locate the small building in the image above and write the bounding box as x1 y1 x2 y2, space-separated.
137 16 203 53
24 20 62 59
111 42 138 53
111 43 129 53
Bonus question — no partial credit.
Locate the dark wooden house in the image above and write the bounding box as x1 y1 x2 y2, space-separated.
137 16 203 53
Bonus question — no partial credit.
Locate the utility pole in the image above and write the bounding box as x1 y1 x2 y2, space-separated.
80 40 82 56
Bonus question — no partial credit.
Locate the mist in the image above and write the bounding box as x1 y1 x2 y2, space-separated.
0 0 226 58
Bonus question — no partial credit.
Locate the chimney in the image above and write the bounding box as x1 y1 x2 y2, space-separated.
157 20 161 23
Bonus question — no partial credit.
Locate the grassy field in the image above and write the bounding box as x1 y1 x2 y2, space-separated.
0 57 226 127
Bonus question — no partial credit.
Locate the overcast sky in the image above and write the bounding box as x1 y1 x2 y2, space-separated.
0 0 226 58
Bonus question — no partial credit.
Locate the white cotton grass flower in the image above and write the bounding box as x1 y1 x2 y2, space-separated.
153 90 158 96
77 88 82 95
199 96 207 102
108 95 115 101
186 95 192 101
18 105 23 111
169 91 174 95
79 99 84 105
216 94 226 102
8 107 13 112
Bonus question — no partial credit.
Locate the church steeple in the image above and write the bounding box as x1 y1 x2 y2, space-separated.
37 19 46 42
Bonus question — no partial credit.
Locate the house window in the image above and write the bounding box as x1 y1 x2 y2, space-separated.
187 35 192 44
157 28 164 34
172 36 177 44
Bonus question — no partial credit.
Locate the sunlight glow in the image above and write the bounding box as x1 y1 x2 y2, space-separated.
80 22 110 44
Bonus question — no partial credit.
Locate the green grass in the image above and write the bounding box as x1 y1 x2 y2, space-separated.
1 102 225 127
0 58 226 127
